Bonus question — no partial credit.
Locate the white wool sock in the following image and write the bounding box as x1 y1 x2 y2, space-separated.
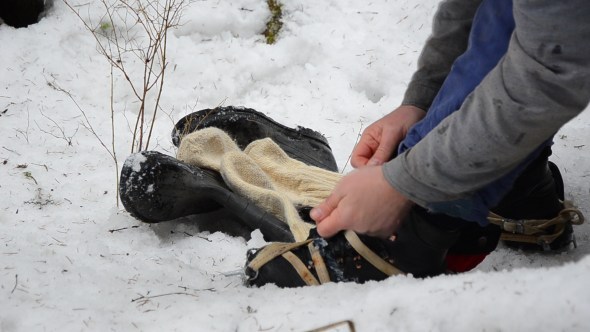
244 138 342 207
176 127 240 171
176 128 341 241
220 151 312 241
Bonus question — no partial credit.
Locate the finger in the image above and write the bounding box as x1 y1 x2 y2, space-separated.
367 129 401 166
351 133 379 168
309 190 342 223
350 144 371 168
315 208 345 238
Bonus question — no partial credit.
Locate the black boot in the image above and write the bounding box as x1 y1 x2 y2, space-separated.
121 107 340 240
172 106 338 171
244 207 461 288
446 150 575 262
491 149 576 251
119 151 294 242
0 0 47 28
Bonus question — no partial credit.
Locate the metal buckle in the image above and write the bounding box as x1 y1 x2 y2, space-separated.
243 248 261 284
502 218 525 234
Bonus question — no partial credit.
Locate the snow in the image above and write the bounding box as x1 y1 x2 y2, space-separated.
124 153 148 173
1 0 589 331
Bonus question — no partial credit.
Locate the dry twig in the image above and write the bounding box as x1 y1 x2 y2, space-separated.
64 0 189 152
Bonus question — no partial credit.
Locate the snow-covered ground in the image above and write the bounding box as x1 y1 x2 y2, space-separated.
1 1 589 331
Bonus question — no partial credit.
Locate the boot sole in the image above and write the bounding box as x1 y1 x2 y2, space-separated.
119 151 294 242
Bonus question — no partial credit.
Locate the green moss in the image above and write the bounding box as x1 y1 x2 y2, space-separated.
99 21 112 32
264 0 283 44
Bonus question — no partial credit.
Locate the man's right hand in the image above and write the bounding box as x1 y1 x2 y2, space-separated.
351 105 426 168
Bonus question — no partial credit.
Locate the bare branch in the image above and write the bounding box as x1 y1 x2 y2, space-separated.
64 0 189 154
47 80 116 161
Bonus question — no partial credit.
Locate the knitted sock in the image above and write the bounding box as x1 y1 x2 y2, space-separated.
244 138 342 207
176 127 341 241
220 151 312 241
176 127 240 171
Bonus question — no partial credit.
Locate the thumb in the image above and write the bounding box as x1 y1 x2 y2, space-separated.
315 210 344 238
310 192 344 238
309 191 340 223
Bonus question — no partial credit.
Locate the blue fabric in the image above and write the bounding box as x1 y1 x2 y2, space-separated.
398 0 551 225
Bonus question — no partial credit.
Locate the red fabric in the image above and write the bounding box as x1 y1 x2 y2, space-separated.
445 253 489 273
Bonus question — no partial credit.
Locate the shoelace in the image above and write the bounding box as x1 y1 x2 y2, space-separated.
488 201 585 249
245 230 405 286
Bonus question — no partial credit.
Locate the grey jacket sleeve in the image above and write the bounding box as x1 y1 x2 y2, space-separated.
385 0 590 206
402 0 483 111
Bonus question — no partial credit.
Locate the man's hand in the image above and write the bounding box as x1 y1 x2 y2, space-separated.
310 166 414 238
351 105 426 168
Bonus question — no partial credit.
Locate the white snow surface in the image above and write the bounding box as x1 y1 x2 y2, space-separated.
1 1 589 331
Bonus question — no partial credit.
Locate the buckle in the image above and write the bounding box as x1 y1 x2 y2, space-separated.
502 218 525 234
244 248 261 284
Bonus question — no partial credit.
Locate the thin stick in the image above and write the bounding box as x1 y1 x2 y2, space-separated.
342 120 364 173
49 81 116 161
131 292 199 302
11 274 18 294
109 65 120 207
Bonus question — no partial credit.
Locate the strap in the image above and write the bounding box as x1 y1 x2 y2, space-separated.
344 231 404 276
307 242 331 284
247 240 312 272
246 239 331 286
281 251 320 286
247 230 407 285
488 201 585 246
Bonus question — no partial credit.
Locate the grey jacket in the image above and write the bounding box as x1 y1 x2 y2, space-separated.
383 0 590 208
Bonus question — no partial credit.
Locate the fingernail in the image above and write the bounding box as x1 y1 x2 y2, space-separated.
368 158 380 166
310 208 322 221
